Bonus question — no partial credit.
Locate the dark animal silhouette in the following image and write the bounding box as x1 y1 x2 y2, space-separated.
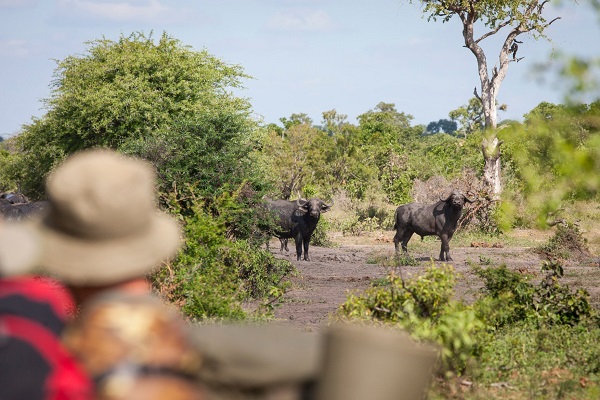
278 238 289 252
264 197 332 261
393 191 474 261
0 192 29 204
0 197 49 221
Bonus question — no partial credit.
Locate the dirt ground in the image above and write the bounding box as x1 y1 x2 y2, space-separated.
270 230 600 331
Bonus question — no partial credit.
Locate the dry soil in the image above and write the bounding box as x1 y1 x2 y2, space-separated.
270 230 600 331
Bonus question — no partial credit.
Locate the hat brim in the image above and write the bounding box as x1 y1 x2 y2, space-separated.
0 222 41 277
35 212 181 286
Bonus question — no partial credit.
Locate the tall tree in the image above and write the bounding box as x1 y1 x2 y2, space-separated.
412 0 561 197
8 31 256 197
262 119 322 200
357 102 415 145
426 119 458 135
448 97 484 136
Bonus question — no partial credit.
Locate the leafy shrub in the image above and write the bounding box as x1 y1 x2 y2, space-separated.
538 222 591 261
473 322 600 398
340 215 381 236
500 102 600 226
310 217 334 247
533 261 595 326
473 262 597 329
340 264 457 322
356 204 396 230
473 264 533 300
151 198 296 320
220 240 295 299
339 264 482 374
395 253 419 266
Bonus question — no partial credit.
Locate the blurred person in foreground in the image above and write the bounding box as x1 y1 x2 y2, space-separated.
0 219 93 400
32 148 203 400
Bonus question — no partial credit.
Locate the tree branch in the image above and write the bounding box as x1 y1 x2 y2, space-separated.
475 19 512 43
544 16 561 28
538 0 550 14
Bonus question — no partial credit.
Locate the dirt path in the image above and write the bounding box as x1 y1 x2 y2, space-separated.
270 231 600 330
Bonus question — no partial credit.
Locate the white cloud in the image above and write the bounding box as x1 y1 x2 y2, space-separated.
266 9 334 32
57 0 173 22
0 39 30 58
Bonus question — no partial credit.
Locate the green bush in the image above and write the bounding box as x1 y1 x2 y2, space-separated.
339 264 482 374
473 321 600 398
340 215 381 236
538 222 591 261
8 32 257 198
533 261 595 326
221 240 295 300
151 198 296 320
341 260 600 379
310 217 334 247
473 262 597 328
500 102 600 226
395 252 419 266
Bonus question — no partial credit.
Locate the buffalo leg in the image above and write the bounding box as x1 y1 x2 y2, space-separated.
400 231 414 253
439 234 451 261
303 236 311 261
279 238 289 252
393 229 402 252
294 235 303 261
393 228 407 252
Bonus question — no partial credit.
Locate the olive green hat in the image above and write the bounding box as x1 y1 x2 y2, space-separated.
35 148 181 286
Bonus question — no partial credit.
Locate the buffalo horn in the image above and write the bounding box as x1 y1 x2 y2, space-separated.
296 192 307 206
464 192 476 203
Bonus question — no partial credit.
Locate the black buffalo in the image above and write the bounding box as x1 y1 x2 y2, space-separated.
393 191 474 261
0 192 29 204
265 197 332 261
0 197 49 221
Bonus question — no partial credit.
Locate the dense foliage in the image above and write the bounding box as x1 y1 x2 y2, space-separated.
0 32 292 320
339 255 600 397
1 29 598 329
152 198 295 320
261 102 484 209
2 32 259 199
500 101 600 226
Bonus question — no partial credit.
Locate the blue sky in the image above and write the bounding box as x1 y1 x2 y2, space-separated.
1 0 599 138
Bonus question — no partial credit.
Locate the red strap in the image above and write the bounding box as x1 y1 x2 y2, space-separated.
2 315 93 400
0 276 76 319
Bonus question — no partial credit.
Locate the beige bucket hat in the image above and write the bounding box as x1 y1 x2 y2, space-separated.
0 220 41 277
35 148 181 286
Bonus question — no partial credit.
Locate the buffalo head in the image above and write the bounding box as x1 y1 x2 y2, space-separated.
441 191 475 210
296 197 333 218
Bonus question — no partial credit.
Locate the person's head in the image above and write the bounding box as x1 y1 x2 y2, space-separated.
34 148 181 304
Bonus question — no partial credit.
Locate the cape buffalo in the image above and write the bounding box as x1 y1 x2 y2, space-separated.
265 197 332 261
0 192 29 204
0 198 49 221
393 191 474 261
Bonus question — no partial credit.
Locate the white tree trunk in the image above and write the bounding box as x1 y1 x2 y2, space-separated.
482 137 502 199
444 0 560 201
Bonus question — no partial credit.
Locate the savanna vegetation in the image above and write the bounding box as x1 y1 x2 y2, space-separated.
0 29 598 398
